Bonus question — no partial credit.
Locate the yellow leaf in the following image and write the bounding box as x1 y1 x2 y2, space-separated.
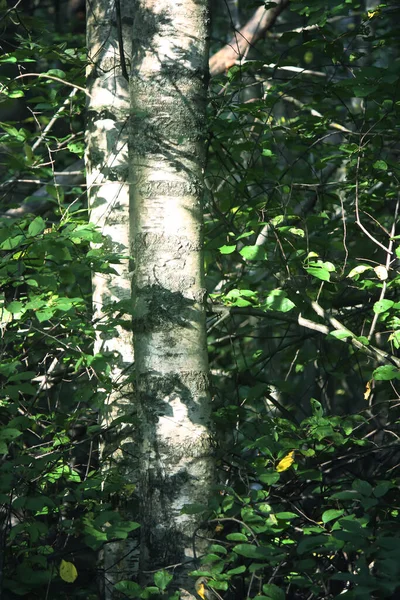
364 380 372 401
59 559 78 583
374 265 388 281
197 582 207 600
276 450 295 472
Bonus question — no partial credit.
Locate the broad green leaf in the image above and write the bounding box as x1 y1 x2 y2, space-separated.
373 299 394 314
322 509 344 524
36 309 55 322
154 569 173 591
114 580 142 597
219 245 236 254
28 216 46 237
239 245 267 260
264 289 295 313
6 301 24 314
328 329 353 340
297 534 329 555
233 544 270 559
226 533 248 542
275 512 298 520
288 227 304 237
372 365 400 381
236 230 255 240
0 55 17 63
262 583 285 600
352 479 373 497
46 68 66 78
1 235 25 250
209 544 227 554
262 148 274 157
305 267 330 282
226 565 246 575
259 472 280 485
373 160 388 170
373 481 394 498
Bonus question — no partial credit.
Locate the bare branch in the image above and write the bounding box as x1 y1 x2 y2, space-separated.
209 0 290 78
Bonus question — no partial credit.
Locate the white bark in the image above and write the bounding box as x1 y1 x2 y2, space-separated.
130 0 214 593
86 1 137 596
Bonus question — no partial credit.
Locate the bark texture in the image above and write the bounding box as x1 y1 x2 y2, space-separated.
86 1 137 596
130 0 214 593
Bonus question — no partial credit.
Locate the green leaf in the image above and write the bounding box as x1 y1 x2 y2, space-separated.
46 68 66 78
259 472 280 485
262 583 285 600
226 565 246 575
305 266 330 281
226 533 248 542
352 479 373 497
0 428 22 441
28 216 46 237
67 141 85 156
36 309 55 322
329 490 360 501
209 544 228 555
288 227 304 237
322 509 344 524
297 534 328 555
233 544 270 559
154 570 173 591
373 365 400 381
275 512 298 520
373 481 394 498
373 299 394 314
114 580 142 597
373 160 388 170
264 289 295 313
328 329 353 340
219 245 236 254
7 301 24 314
239 245 267 260
1 235 25 250
347 265 372 279
262 148 274 157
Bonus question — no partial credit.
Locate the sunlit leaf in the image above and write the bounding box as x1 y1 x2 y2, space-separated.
276 450 295 472
59 560 78 583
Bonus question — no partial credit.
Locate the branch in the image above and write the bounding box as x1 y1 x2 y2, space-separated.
209 0 290 78
4 159 84 217
208 303 400 368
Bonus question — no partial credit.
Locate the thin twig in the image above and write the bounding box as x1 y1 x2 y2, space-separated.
14 73 89 97
368 197 399 340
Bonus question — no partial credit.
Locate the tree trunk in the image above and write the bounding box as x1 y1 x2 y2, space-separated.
86 1 137 597
130 0 214 595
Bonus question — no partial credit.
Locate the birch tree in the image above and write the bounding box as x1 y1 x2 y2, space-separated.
130 0 214 595
86 1 138 596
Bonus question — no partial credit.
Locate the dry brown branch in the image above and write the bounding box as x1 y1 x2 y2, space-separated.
209 0 290 78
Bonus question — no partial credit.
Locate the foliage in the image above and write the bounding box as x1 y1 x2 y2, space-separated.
0 0 400 599
0 4 138 598
203 0 400 598
190 401 400 599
